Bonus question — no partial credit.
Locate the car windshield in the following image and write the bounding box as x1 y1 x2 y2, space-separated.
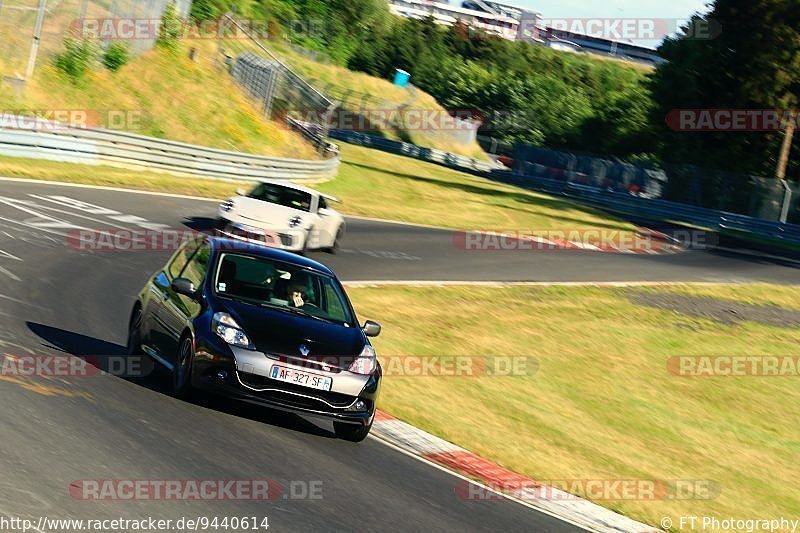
247 183 312 212
214 253 354 325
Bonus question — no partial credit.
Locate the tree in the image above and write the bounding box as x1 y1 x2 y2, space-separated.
650 0 800 180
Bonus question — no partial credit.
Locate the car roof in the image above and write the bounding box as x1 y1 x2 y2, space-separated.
253 179 340 203
207 237 337 277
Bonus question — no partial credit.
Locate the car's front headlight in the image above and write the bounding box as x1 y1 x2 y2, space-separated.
220 199 235 212
348 344 376 375
212 312 254 350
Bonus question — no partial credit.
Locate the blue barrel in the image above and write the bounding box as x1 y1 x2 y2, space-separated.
393 69 411 87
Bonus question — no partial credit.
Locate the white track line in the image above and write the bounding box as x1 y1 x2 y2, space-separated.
368 435 593 532
0 265 20 281
0 177 221 202
342 280 755 288
0 249 22 261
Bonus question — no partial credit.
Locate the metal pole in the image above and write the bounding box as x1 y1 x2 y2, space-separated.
779 179 792 223
24 0 47 80
776 112 795 180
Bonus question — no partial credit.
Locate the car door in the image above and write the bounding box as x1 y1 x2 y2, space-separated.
315 196 338 247
159 239 212 367
146 242 195 360
148 239 202 364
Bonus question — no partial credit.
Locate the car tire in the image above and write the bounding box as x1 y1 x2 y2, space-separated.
327 226 343 254
126 305 143 356
173 336 195 399
333 420 372 442
300 226 315 256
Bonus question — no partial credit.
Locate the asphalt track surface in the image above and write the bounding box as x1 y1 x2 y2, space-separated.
0 180 797 533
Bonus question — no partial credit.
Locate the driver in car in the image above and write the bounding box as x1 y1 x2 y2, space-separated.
289 283 306 308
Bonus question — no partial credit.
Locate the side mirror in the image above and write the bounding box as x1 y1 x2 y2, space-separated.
362 320 381 337
171 277 198 299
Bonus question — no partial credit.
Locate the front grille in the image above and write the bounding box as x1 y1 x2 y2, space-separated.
225 224 269 243
237 371 357 409
278 233 294 246
269 353 346 374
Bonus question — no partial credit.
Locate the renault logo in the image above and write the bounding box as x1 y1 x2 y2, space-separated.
299 344 310 356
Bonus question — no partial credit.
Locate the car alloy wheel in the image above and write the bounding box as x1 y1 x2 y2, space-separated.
173 337 195 398
126 306 143 356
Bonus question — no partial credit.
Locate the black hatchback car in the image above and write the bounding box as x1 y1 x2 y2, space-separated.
127 236 382 442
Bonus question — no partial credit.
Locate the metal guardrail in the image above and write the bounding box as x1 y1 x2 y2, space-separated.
505 174 800 246
330 128 800 246
328 129 500 173
0 117 340 181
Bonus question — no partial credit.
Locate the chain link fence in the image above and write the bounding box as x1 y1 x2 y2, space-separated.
0 0 188 81
216 14 337 154
507 141 798 222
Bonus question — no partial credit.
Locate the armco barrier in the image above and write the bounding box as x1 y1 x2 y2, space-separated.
525 177 800 246
328 128 499 173
0 117 340 181
330 128 800 245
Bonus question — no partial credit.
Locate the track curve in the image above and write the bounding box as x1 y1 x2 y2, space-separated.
0 179 797 532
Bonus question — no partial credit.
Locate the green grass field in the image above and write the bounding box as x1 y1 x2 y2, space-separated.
348 283 800 530
0 142 632 233
318 144 631 231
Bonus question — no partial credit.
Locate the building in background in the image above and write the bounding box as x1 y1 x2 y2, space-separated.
387 0 662 65
388 0 521 40
461 0 530 20
539 27 664 65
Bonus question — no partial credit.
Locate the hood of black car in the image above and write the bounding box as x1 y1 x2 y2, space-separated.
218 298 365 361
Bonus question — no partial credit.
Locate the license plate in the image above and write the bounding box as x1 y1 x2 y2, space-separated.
269 365 332 391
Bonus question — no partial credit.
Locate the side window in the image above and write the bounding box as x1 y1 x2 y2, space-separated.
180 242 211 288
318 197 327 211
323 282 348 323
168 240 199 279
248 183 264 199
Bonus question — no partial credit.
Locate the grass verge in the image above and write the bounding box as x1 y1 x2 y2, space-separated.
0 41 318 159
348 283 800 530
318 144 632 231
0 142 632 232
263 40 488 160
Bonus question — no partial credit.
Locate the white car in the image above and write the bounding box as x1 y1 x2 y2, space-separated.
216 180 345 253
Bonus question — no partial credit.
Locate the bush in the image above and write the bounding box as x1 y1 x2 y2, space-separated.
102 42 129 71
53 38 97 81
156 3 182 51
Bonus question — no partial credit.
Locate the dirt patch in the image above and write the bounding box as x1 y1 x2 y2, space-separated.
622 290 800 328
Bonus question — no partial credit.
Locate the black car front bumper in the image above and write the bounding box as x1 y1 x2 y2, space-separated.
192 343 381 427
